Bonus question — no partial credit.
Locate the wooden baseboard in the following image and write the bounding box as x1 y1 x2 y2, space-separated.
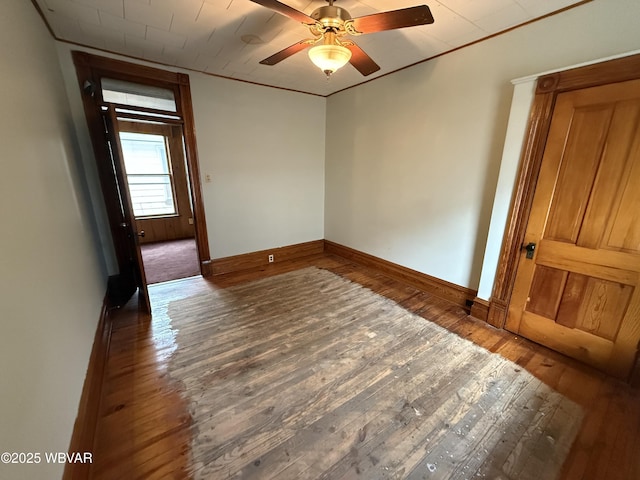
470 297 490 322
63 292 113 480
324 240 477 309
211 240 325 275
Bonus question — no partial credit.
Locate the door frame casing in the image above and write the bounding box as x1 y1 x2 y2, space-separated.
488 53 640 329
72 52 212 299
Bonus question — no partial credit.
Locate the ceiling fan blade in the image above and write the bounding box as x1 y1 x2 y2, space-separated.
259 40 313 65
249 0 316 25
344 42 380 76
349 5 434 34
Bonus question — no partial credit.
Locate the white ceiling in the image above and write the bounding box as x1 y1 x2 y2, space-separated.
34 0 588 96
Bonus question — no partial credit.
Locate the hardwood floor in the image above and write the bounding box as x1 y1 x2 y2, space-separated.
88 253 640 479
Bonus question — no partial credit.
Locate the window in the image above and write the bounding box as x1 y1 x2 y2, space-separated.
102 78 177 112
119 132 177 217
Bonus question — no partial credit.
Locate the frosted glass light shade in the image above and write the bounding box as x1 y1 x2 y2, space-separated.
308 44 352 76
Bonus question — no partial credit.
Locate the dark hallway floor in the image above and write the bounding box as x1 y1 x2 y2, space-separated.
140 238 200 284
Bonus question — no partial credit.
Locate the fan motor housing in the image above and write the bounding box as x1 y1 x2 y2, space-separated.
310 6 351 29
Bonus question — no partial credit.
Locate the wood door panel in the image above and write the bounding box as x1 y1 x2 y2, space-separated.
608 291 640 376
507 77 640 379
545 105 614 244
579 100 640 250
555 273 633 341
555 272 589 329
606 137 640 252
136 216 194 244
526 265 567 319
525 266 633 342
576 277 632 340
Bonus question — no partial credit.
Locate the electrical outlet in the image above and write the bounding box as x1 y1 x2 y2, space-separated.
268 254 274 263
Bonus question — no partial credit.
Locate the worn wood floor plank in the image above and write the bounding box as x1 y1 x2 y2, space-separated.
156 267 582 479
88 253 640 480
249 322 481 480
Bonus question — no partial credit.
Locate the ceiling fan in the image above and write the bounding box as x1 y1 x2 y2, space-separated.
249 0 435 77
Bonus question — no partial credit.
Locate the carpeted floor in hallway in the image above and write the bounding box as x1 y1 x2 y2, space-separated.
140 237 200 284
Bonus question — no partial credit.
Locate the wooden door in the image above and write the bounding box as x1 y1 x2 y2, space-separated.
506 78 640 379
104 107 152 314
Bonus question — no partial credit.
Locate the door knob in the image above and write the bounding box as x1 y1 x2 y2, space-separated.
137 230 145 238
522 242 536 259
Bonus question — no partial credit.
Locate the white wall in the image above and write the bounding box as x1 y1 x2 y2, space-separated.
190 76 325 259
56 45 119 275
0 1 106 479
325 0 640 290
476 79 536 300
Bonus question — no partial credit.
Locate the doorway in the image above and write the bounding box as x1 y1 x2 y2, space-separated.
490 54 640 379
117 120 200 284
73 52 211 310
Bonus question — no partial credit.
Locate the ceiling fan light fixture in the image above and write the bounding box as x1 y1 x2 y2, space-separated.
308 32 351 77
